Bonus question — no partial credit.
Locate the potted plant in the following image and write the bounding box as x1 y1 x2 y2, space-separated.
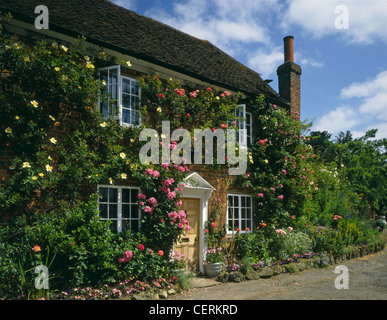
205 247 225 278
170 251 188 276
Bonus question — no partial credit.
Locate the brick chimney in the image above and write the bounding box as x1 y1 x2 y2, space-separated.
276 36 302 119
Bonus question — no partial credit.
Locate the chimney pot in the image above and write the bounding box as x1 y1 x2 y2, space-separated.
283 36 294 63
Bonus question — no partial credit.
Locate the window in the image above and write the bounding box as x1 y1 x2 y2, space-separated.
227 194 253 233
98 65 140 126
98 186 141 233
233 105 253 148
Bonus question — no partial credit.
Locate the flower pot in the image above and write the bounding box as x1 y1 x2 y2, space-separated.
205 263 223 278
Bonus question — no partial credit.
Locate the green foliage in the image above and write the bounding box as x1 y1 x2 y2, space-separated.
204 198 227 249
281 231 312 258
234 230 271 263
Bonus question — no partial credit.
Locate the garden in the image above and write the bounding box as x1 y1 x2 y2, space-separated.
0 18 386 300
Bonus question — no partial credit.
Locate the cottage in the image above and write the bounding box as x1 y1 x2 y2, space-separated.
0 0 302 273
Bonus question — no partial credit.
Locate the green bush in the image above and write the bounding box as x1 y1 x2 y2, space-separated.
0 196 174 299
281 230 312 258
234 230 271 263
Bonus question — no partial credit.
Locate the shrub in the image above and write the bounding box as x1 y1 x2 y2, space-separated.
234 230 271 263
281 230 312 258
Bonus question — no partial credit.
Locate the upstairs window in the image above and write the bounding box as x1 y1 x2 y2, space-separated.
98 66 140 126
233 104 253 148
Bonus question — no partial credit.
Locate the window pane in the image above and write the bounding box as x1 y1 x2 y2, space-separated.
228 195 233 206
110 220 117 233
122 78 130 94
131 220 139 233
122 204 130 219
247 196 251 207
241 208 246 219
131 81 139 96
109 188 117 203
109 204 117 218
109 69 118 84
131 205 139 219
122 109 131 124
122 189 130 203
100 187 108 203
122 94 131 109
99 204 108 219
132 96 140 109
131 189 138 202
234 196 239 207
241 196 246 207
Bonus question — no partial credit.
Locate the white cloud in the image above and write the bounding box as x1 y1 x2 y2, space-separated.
282 0 387 44
313 105 360 134
248 47 283 78
340 70 387 121
315 70 387 139
144 0 275 56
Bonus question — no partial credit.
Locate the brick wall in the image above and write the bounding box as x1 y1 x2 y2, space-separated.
276 61 302 119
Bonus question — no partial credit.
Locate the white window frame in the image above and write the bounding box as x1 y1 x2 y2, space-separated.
98 65 141 127
234 105 253 148
227 193 253 234
97 185 141 233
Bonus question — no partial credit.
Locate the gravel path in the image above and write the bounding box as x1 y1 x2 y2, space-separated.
170 247 387 300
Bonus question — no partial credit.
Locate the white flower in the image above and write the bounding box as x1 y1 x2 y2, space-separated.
126 61 132 67
157 107 162 112
31 100 38 108
121 173 127 179
50 137 57 144
49 115 55 121
23 162 31 168
109 177 113 185
102 80 106 85
61 45 68 52
45 164 53 172
100 122 107 128
5 127 12 134
120 152 126 159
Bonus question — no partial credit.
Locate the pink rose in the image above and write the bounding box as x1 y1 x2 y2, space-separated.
161 163 169 169
138 244 145 251
148 197 157 206
145 169 153 176
168 191 176 200
278 195 284 200
137 193 146 200
144 206 153 214
176 200 182 206
258 193 264 198
152 170 160 178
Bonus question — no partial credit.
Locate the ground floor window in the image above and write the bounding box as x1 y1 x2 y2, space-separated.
227 194 253 233
98 185 140 233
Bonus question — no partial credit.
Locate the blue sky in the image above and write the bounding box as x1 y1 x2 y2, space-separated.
111 0 387 140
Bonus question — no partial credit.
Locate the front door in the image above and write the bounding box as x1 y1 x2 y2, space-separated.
174 198 200 270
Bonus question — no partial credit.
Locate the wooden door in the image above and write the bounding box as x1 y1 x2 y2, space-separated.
174 198 200 270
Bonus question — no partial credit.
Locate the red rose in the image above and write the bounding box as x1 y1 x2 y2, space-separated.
158 93 165 99
138 244 145 251
158 250 164 256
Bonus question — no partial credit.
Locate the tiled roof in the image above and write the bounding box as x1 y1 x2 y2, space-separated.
0 0 288 106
